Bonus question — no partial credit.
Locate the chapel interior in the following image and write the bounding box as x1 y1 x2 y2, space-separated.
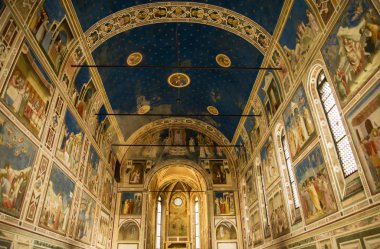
0 0 379 249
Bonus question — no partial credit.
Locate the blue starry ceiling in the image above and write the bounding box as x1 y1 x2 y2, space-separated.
72 0 284 34
91 23 263 140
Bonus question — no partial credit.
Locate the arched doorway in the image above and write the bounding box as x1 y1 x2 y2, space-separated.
145 165 210 249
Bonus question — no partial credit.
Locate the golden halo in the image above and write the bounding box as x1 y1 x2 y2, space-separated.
216 54 231 68
207 106 219 115
137 104 151 114
167 73 191 88
126 52 143 66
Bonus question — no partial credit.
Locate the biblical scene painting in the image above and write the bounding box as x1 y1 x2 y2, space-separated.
283 85 316 160
97 210 110 247
101 169 113 210
56 110 84 175
280 0 321 72
129 161 145 185
268 189 290 239
70 65 96 119
214 191 235 216
248 207 263 247
258 71 282 122
211 161 228 184
347 83 380 194
76 192 96 244
124 128 226 165
244 108 261 149
39 164 74 235
1 43 53 138
216 222 237 240
118 222 139 241
0 111 37 217
84 146 101 196
120 192 142 215
260 137 280 189
245 169 257 207
295 145 337 224
321 0 380 106
29 0 74 73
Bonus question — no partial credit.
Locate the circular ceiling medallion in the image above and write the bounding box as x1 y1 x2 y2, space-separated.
137 104 151 114
207 106 219 115
216 54 231 68
126 52 143 66
167 73 191 88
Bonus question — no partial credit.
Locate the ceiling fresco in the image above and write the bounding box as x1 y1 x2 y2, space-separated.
91 23 263 139
72 0 285 33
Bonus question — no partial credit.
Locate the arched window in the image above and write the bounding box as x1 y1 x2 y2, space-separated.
281 133 300 208
195 197 200 249
156 196 162 249
317 71 357 177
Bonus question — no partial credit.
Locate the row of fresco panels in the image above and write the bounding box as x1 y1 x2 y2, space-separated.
250 0 379 132
119 191 236 216
244 144 338 240
0 110 113 244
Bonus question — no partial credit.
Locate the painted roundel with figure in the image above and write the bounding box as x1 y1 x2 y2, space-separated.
126 52 143 66
167 72 191 88
216 54 231 67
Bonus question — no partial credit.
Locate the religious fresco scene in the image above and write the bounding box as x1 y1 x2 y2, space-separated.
295 145 338 224
283 85 316 159
347 83 380 194
76 192 96 244
39 164 74 235
280 0 321 73
0 0 379 249
123 128 226 165
70 65 97 119
322 0 380 106
120 192 142 215
260 136 280 189
0 111 37 217
268 189 290 239
29 0 74 73
1 43 53 138
84 146 101 195
56 109 84 174
216 222 237 240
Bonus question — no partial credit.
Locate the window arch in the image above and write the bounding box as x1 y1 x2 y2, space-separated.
316 71 357 177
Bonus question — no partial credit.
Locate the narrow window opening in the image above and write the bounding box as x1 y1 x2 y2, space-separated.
281 133 300 208
156 196 162 249
317 71 357 177
195 197 200 249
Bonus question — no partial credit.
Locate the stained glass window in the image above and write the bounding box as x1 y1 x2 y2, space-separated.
281 133 300 208
317 71 357 177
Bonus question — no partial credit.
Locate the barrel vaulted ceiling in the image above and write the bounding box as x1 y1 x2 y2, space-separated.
49 0 335 152
68 0 288 144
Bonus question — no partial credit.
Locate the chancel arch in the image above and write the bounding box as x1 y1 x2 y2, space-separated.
145 165 210 249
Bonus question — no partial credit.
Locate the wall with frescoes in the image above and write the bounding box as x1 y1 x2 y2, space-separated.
0 3 117 249
238 0 380 249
